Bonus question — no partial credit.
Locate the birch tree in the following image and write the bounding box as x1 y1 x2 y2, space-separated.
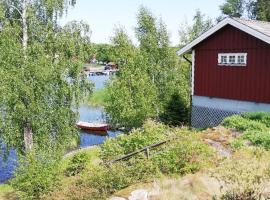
0 0 92 153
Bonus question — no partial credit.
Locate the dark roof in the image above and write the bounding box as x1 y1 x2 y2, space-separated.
233 18 270 37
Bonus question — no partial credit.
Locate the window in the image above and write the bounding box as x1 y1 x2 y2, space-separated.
229 55 236 63
218 53 247 66
221 55 227 64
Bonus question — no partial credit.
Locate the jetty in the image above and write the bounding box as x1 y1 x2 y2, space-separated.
83 65 119 76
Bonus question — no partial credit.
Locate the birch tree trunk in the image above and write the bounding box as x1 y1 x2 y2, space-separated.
22 0 28 53
22 0 33 151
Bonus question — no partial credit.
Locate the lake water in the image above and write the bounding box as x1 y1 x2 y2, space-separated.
0 74 120 183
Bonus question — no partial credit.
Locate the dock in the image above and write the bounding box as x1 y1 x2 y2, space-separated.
83 66 119 76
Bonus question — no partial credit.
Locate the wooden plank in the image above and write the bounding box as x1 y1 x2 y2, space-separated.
108 140 170 164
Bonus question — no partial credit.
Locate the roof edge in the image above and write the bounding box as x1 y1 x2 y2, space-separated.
177 17 270 56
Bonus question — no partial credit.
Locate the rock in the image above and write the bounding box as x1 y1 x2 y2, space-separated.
110 197 126 200
148 181 160 197
204 139 231 157
128 189 148 200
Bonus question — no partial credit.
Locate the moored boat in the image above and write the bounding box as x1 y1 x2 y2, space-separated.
76 121 109 132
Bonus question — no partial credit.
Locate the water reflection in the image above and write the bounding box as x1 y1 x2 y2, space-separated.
0 145 17 184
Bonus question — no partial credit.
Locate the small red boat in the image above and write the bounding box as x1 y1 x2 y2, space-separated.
76 121 109 132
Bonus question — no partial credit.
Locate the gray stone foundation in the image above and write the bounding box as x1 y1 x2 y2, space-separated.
191 96 270 129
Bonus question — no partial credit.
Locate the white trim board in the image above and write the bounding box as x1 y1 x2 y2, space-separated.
193 96 270 113
191 50 195 95
177 18 270 56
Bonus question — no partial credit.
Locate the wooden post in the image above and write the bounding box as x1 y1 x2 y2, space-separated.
146 148 150 159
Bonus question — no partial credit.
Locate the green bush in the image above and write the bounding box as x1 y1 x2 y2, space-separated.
100 120 167 160
65 152 89 176
222 115 268 132
86 158 161 200
243 130 270 150
241 112 270 128
101 121 213 175
152 132 213 174
11 152 62 200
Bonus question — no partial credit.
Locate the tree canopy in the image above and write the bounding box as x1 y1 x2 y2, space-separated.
220 0 270 21
179 10 213 46
220 0 245 18
0 0 92 154
105 7 190 129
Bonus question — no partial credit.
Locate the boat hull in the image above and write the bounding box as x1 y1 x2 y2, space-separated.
76 122 109 132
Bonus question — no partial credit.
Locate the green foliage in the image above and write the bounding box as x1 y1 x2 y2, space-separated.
86 121 214 199
220 0 245 17
243 130 270 150
152 131 213 174
230 138 246 150
213 148 270 200
160 92 190 126
86 159 160 200
179 10 213 46
222 115 268 132
101 120 213 175
256 0 270 21
65 152 89 176
241 112 270 127
100 120 167 160
223 112 270 150
11 152 62 200
0 0 92 153
219 0 270 22
90 43 114 63
105 7 190 129
105 27 160 129
86 88 108 107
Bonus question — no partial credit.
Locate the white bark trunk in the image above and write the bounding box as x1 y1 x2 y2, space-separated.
22 0 32 151
24 126 33 151
22 0 28 53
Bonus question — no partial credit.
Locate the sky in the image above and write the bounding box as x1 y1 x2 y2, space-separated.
60 0 225 46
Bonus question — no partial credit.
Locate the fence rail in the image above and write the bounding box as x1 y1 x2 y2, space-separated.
107 139 171 164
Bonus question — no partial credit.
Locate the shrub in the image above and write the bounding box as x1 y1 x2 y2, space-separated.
152 131 214 174
241 112 270 128
243 130 270 150
102 121 214 175
86 158 161 200
65 152 89 176
11 152 62 200
87 164 132 198
212 148 270 200
222 115 268 132
100 120 167 160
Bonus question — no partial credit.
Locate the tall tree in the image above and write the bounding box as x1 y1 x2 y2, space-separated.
105 7 190 129
106 27 159 129
0 0 92 153
255 0 270 21
220 0 245 18
179 10 213 46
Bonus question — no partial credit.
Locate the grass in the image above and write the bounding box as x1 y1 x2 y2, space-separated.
43 147 102 200
86 88 108 107
0 184 17 200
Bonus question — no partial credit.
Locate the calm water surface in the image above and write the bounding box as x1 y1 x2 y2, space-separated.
0 74 120 183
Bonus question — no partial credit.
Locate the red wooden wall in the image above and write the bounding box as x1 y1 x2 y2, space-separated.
194 25 270 104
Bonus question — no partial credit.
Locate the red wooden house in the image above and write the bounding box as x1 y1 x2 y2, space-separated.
177 17 270 128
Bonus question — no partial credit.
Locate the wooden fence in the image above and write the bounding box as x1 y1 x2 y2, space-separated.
107 139 171 165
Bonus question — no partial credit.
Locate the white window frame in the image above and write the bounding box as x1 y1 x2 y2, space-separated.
218 53 247 66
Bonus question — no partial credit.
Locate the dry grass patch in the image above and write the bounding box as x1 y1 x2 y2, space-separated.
0 184 18 200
